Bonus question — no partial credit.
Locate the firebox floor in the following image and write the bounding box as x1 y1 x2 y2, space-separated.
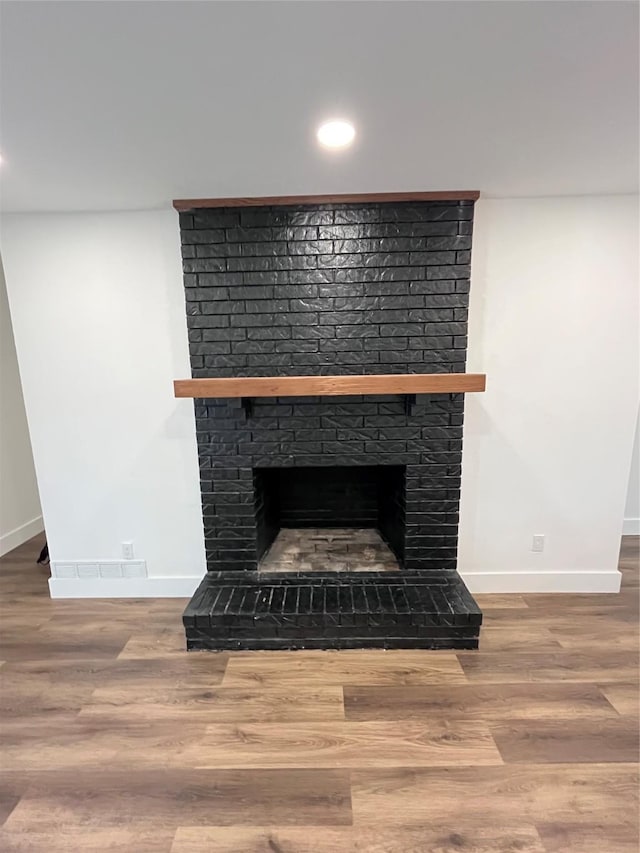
258 528 400 573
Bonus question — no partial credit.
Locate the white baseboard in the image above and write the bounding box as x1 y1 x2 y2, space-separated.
48 575 202 599
0 515 44 557
622 517 640 535
460 570 622 594
50 571 623 598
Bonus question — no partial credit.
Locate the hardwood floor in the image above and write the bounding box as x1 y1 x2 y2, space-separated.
0 534 637 852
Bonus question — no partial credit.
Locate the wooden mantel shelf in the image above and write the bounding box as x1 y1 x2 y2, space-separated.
173 191 480 211
174 373 486 399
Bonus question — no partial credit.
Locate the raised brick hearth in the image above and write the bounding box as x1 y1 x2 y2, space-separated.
178 198 482 650
185 570 481 650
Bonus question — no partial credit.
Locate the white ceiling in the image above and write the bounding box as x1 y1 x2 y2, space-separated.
1 1 638 212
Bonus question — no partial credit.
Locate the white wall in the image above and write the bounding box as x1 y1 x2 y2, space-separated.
0 259 43 555
1 197 638 596
0 211 205 595
459 196 639 591
623 409 640 534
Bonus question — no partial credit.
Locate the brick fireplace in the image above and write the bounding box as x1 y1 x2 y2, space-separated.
176 194 483 650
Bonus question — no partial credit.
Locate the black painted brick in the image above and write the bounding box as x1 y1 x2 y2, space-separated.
178 200 475 575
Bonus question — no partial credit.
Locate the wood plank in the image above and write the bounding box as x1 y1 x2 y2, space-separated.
185 720 502 768
174 372 486 399
473 594 529 610
171 824 545 853
0 827 175 853
343 683 620 722
536 821 639 853
478 608 638 632
1 719 250 772
350 764 638 827
116 626 187 659
4 769 352 830
522 592 638 611
0 635 129 662
1 655 229 688
0 730 121 772
457 651 639 683
5 718 196 764
478 626 562 652
35 615 152 633
222 650 467 687
173 190 481 210
0 684 96 718
490 717 639 764
80 686 345 723
549 625 640 651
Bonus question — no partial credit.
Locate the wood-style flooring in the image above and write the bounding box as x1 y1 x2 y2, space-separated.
1 534 638 852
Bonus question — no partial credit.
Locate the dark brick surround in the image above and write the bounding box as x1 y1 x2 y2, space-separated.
181 204 471 378
178 199 481 649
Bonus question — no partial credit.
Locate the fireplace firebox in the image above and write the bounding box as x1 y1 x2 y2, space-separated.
254 465 406 570
177 194 483 650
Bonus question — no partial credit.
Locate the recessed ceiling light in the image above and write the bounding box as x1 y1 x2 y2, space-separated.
317 120 356 150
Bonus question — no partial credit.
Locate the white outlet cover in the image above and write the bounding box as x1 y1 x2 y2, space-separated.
53 563 77 578
77 563 100 577
532 535 545 552
99 563 123 578
123 561 147 578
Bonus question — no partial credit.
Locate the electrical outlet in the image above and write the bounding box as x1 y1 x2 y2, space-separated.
121 542 134 560
532 534 545 553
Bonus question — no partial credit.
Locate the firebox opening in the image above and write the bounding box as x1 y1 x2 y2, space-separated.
254 465 405 573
